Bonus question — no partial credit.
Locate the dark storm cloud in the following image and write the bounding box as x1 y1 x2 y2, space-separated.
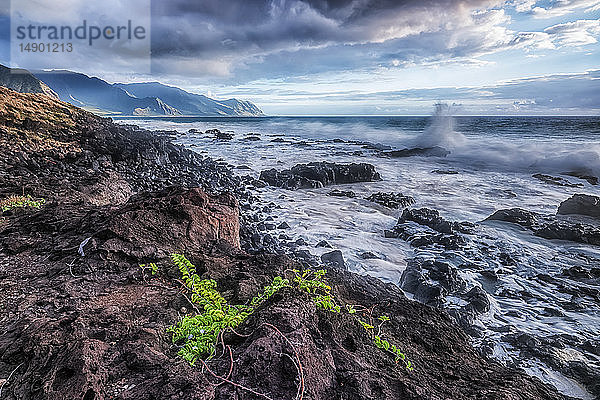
149 0 503 54
148 0 514 77
148 0 596 81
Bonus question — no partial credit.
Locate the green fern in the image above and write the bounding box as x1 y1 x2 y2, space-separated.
166 254 413 371
168 254 253 365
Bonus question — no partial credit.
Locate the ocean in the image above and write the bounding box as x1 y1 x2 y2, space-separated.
116 111 600 399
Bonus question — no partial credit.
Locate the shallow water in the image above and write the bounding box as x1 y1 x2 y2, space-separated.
117 113 600 399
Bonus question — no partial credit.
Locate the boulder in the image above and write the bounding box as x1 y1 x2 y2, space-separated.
101 187 241 254
535 221 600 246
327 189 356 198
532 174 583 188
316 240 332 248
414 283 446 307
206 128 233 140
463 286 490 315
359 251 380 259
558 194 600 218
423 260 465 292
259 162 381 190
399 208 451 233
383 146 449 158
399 265 426 294
399 208 454 234
321 250 345 268
277 221 291 229
565 172 598 185
365 192 415 209
485 206 600 247
484 208 541 230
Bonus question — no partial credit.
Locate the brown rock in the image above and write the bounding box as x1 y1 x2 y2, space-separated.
102 187 241 256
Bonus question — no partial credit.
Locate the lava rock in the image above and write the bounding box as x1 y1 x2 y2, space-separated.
535 221 600 246
484 208 542 230
327 189 356 198
206 128 233 140
399 208 452 233
365 192 415 209
533 173 583 188
277 221 291 229
463 286 490 315
383 146 450 158
295 238 308 246
399 265 426 294
558 194 600 218
321 250 345 268
359 251 380 259
566 172 598 185
414 282 446 307
259 162 382 190
399 208 472 234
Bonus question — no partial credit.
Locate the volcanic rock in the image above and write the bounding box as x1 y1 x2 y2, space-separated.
260 162 381 190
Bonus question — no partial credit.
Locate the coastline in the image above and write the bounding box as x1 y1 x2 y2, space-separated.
0 88 575 399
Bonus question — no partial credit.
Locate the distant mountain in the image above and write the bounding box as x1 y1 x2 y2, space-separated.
116 82 264 117
0 64 263 116
34 70 263 117
0 64 59 100
33 70 181 116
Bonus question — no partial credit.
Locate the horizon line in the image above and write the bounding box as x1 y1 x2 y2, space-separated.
113 114 600 118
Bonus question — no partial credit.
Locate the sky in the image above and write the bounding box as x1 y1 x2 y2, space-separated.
1 0 599 115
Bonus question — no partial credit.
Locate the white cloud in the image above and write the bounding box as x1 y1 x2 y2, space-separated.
512 0 538 12
531 0 600 18
544 19 600 46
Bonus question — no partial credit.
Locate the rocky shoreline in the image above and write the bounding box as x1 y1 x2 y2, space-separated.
0 87 572 399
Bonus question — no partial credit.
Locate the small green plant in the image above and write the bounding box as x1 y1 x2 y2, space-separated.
0 195 45 213
167 253 254 365
359 314 413 371
250 275 290 307
291 268 341 312
139 262 159 275
167 254 413 371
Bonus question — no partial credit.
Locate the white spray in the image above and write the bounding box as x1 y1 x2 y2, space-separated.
413 103 466 150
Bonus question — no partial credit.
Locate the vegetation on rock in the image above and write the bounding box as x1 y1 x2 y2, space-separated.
0 195 45 213
166 253 413 371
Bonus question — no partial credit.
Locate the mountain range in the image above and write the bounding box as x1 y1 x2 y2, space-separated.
0 64 264 117
0 64 59 100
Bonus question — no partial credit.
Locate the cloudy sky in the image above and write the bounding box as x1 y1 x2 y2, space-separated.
1 0 599 114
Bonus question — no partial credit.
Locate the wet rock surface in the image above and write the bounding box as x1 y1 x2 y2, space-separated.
486 207 600 246
385 208 475 250
321 249 345 268
365 192 415 209
432 169 459 174
259 161 382 190
382 146 450 158
327 188 357 198
558 194 600 218
0 88 572 400
387 202 600 398
533 173 583 188
206 128 234 140
565 172 599 185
